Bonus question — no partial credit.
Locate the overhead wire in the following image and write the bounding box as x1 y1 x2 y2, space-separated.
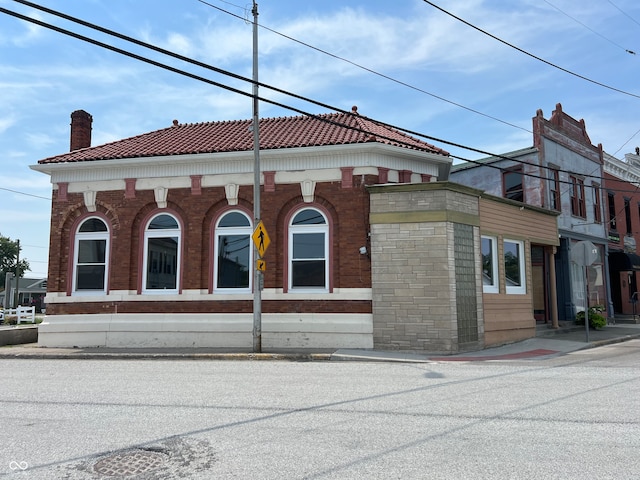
421 0 640 99
193 0 640 211
0 187 50 200
605 0 640 29
3 2 640 197
422 0 640 159
542 0 636 55
3 1 640 265
3 0 620 186
194 0 531 134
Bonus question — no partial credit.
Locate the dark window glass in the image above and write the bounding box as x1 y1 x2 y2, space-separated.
608 193 617 230
146 237 178 289
292 232 326 287
504 241 522 287
219 212 251 228
217 234 250 288
148 214 178 230
78 239 106 264
503 170 524 202
293 210 326 225
79 218 107 232
481 237 494 287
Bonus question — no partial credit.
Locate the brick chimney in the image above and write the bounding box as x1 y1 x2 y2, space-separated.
70 110 92 151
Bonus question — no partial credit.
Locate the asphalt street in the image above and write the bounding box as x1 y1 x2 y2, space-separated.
1 339 639 479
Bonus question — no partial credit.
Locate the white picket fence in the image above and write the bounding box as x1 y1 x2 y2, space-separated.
0 306 36 324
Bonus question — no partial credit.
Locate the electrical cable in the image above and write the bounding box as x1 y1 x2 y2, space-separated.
7 0 635 188
194 0 530 134
0 187 50 200
11 0 531 156
605 0 640 29
542 0 636 55
6 1 450 156
2 3 639 194
421 0 640 99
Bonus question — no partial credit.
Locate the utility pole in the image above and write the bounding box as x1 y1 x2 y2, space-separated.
252 0 262 353
4 272 13 309
13 239 20 308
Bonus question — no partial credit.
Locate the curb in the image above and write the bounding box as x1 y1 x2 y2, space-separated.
0 349 333 362
577 333 640 351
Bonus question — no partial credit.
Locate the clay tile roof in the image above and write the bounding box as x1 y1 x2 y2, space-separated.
38 110 449 164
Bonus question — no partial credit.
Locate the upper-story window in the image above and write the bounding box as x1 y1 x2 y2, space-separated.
503 168 524 202
624 198 632 235
73 217 109 294
592 183 602 223
288 207 329 292
608 192 617 231
570 176 586 218
143 213 181 293
214 210 252 292
481 236 498 294
549 167 561 211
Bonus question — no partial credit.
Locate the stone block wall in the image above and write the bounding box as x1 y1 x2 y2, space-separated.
368 182 484 354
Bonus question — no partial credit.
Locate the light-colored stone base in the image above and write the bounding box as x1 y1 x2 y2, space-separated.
37 313 373 350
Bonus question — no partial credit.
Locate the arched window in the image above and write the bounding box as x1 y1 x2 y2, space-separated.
143 213 181 293
288 207 329 292
214 210 252 292
73 217 109 294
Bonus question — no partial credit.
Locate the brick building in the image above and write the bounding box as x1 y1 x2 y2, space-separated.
604 151 640 316
32 108 452 350
32 108 559 353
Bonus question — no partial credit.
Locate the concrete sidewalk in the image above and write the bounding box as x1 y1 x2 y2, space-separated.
1 323 639 362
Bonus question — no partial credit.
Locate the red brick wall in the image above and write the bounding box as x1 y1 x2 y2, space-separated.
47 174 375 315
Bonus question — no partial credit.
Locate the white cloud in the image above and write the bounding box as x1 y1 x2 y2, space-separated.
166 32 193 56
0 115 15 134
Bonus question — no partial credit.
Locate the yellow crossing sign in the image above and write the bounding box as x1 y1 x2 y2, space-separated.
256 259 266 271
252 220 270 258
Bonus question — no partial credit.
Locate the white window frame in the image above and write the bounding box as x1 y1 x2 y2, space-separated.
142 213 181 294
504 238 526 295
214 210 253 293
481 235 499 294
72 217 109 295
288 208 329 293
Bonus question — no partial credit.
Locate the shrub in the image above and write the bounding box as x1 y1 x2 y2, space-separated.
575 306 607 329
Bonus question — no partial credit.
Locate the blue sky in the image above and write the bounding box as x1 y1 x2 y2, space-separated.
1 0 640 278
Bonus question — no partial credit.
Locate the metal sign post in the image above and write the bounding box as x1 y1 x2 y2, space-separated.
571 241 598 343
251 1 262 353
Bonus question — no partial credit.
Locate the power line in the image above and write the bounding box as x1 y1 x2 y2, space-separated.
612 127 640 156
1 3 519 161
2 2 637 195
7 0 634 185
194 0 530 134
421 0 640 99
606 0 640 29
8 0 445 154
542 0 636 55
0 187 50 200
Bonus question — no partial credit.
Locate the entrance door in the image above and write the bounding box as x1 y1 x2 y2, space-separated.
531 245 547 323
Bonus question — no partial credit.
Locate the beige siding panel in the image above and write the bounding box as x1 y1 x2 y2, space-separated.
479 198 558 245
483 294 536 346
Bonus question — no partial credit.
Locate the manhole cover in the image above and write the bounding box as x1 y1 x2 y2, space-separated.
93 449 168 477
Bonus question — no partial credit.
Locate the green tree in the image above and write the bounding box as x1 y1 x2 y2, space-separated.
0 234 30 289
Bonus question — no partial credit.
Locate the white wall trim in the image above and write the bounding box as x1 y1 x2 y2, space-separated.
45 288 372 304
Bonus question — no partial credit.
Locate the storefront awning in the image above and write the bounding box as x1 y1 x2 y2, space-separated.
609 251 640 271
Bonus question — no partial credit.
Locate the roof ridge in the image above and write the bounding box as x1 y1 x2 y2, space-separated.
38 110 448 164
